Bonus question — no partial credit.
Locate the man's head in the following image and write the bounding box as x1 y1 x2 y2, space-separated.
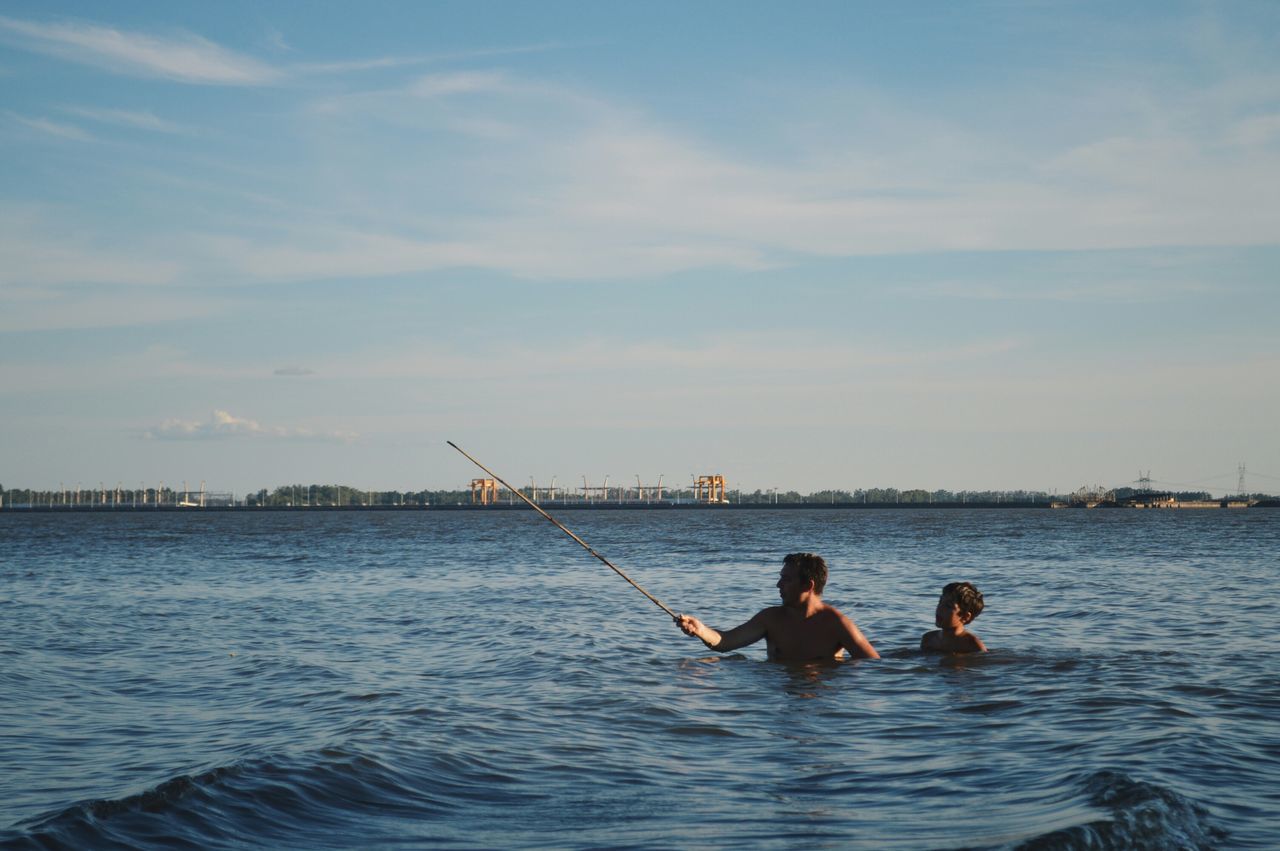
939 581 984 624
782 552 828 596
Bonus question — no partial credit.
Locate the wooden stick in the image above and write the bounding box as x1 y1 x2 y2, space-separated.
447 440 678 620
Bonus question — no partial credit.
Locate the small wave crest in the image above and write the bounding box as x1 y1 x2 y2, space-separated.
1013 770 1226 850
5 746 451 850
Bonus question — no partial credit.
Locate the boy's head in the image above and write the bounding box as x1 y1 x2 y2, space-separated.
783 552 828 595
940 581 984 623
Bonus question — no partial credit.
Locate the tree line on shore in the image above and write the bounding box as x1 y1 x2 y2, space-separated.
247 485 1097 506
7 482 1268 508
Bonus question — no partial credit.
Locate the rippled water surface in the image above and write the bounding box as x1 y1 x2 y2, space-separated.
2 509 1278 849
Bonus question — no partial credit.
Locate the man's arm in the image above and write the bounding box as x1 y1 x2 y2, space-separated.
836 613 880 659
677 611 768 652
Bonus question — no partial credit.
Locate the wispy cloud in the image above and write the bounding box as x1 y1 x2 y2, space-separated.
0 15 562 87
292 42 564 76
59 105 189 134
314 334 1024 384
7 112 91 141
144 410 356 442
273 366 315 376
262 27 292 54
410 70 509 98
906 278 1220 304
5 16 1279 288
209 60 1280 283
0 15 280 84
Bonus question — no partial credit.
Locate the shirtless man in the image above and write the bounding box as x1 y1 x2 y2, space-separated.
676 552 879 661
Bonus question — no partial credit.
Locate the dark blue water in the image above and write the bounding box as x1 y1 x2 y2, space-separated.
2 509 1277 849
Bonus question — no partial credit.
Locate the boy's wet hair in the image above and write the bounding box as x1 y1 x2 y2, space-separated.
943 581 984 619
784 552 828 595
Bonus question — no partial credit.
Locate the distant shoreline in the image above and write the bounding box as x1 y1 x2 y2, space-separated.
3 501 1276 513
1 502 1049 512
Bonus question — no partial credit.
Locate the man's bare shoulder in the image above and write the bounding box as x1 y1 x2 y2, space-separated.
760 603 846 626
820 602 855 622
754 605 788 624
813 603 867 634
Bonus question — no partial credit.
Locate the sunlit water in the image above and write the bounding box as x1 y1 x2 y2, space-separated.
1 509 1277 849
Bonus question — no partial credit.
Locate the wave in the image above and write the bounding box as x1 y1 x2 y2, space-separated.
2 746 458 850
1011 770 1227 850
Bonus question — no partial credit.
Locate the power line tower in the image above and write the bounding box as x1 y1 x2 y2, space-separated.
1135 470 1153 493
1238 462 1247 497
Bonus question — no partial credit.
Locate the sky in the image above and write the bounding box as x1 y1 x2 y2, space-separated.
1 1 1278 498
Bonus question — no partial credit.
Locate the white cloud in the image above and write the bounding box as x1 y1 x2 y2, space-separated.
7 112 91 141
0 15 280 84
314 334 1023 384
5 20 1278 287
144 410 356 442
0 15 560 87
199 63 1280 283
263 27 292 54
410 70 509 98
293 43 563 76
59 105 189 134
906 278 1219 304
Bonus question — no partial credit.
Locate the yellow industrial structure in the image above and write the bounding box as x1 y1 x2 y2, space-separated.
693 475 728 504
470 478 499 505
466 473 727 505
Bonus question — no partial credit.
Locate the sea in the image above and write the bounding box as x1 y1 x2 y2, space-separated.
1 508 1277 849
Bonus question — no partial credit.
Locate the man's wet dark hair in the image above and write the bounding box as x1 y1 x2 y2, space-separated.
942 581 984 620
784 552 828 595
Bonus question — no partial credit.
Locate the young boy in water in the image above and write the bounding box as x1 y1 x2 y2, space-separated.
920 581 987 654
676 552 879 661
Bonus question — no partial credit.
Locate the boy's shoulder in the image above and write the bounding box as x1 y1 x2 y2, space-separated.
921 630 986 654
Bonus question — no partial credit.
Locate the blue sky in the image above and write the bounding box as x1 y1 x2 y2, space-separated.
2 1 1277 497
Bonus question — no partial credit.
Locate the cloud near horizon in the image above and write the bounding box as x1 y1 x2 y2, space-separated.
144 410 356 442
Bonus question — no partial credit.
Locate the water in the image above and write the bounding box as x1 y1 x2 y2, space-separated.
1 508 1277 849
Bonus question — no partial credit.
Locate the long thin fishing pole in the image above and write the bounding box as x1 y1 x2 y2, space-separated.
447 440 678 620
